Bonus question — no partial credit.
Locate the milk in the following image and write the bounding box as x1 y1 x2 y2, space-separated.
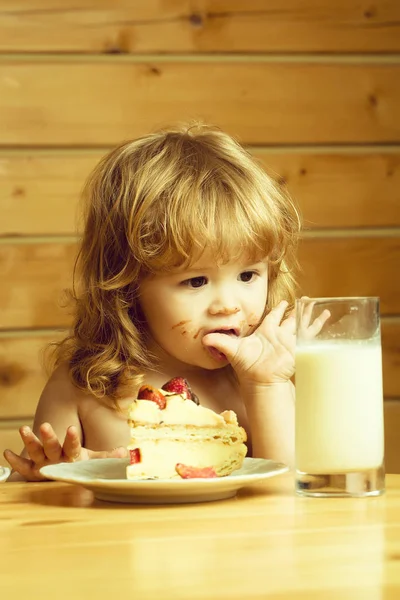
295 340 384 474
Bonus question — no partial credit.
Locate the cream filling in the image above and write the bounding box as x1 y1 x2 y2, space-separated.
127 439 244 479
128 394 226 426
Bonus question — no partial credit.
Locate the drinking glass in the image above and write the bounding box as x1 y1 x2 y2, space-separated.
295 297 385 497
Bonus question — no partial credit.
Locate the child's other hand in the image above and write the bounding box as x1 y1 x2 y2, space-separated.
203 300 330 388
3 423 127 482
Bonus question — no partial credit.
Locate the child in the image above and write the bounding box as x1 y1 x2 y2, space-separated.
5 123 302 482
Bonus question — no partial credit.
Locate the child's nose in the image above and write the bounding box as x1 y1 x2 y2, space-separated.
208 294 240 316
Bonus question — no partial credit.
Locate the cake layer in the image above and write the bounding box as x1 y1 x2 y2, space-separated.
126 378 248 480
129 422 247 444
128 393 228 426
127 438 247 479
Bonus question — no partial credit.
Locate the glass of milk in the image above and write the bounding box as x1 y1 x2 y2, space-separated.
295 297 385 497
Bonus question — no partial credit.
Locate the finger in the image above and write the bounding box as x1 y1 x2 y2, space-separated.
280 309 296 334
265 301 289 327
3 449 45 482
300 297 315 329
202 332 240 362
39 423 63 463
88 446 128 460
62 426 82 461
307 309 331 337
259 301 289 342
20 426 46 465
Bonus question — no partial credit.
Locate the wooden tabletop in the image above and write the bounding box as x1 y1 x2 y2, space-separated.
1 473 400 600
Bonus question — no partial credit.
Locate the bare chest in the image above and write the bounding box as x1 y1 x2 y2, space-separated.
78 398 131 451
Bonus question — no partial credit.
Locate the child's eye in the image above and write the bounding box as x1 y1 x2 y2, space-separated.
181 276 208 288
239 271 257 283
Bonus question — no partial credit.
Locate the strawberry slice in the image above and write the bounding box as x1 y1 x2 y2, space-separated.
162 377 190 397
175 463 217 479
129 448 141 464
162 377 199 405
137 385 166 409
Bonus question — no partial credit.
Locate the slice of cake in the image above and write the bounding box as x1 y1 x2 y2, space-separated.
127 377 247 480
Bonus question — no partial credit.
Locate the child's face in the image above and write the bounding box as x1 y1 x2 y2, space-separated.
138 250 269 370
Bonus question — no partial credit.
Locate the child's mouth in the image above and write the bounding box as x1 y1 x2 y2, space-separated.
208 328 239 337
204 329 239 362
202 328 239 362
207 347 228 362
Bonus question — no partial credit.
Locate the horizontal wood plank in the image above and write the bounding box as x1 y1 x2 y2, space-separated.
261 150 400 229
0 242 77 328
0 1 399 53
0 152 91 236
0 332 400 473
1 237 399 328
384 400 400 474
0 332 62 419
0 322 395 417
1 149 399 236
0 424 26 459
381 319 400 399
297 236 400 315
0 61 399 146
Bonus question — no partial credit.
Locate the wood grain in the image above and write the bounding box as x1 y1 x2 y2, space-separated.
0 332 63 419
1 475 400 600
382 319 400 399
0 318 397 424
260 150 400 229
0 61 399 146
385 400 400 475
0 152 92 236
297 236 400 315
0 424 25 458
1 237 399 328
0 0 399 53
0 242 77 328
1 149 399 235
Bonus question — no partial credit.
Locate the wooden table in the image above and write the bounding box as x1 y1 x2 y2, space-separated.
1 473 400 600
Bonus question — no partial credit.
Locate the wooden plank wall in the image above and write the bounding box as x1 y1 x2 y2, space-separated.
0 1 399 471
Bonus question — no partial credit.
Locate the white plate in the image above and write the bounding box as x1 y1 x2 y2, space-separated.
40 457 289 504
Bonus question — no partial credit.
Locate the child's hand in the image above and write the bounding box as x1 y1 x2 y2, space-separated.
3 423 127 482
297 297 331 341
202 299 330 388
203 300 295 387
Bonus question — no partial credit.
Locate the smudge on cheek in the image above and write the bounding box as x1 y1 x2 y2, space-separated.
241 313 261 334
193 328 202 339
171 320 198 338
172 320 191 329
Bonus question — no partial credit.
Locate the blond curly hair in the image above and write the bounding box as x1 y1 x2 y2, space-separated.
52 123 301 403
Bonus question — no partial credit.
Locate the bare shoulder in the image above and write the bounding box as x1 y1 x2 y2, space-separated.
41 362 94 403
32 363 86 437
43 361 75 388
